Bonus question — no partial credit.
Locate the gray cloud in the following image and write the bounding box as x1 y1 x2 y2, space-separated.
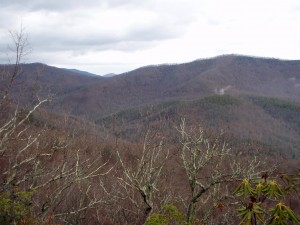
0 0 196 73
2 0 299 74
0 0 147 12
0 0 191 60
29 20 181 52
0 0 93 11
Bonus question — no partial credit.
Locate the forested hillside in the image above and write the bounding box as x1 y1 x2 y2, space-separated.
5 54 300 156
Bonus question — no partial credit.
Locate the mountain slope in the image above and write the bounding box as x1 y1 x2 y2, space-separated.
62 68 99 77
95 94 300 156
48 55 300 118
0 63 102 108
2 55 299 117
1 55 300 156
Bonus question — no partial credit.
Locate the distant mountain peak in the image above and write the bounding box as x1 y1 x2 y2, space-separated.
61 68 99 77
102 73 116 77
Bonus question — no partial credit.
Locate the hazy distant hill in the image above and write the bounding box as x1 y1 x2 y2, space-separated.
62 68 115 77
43 54 300 117
62 68 99 77
103 73 117 77
3 55 299 116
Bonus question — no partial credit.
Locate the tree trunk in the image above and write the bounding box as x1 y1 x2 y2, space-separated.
186 200 196 224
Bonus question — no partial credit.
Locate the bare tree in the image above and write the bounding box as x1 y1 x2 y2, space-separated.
117 130 169 223
0 25 30 108
0 28 113 224
177 118 264 224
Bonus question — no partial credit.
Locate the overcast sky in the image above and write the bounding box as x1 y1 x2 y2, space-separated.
0 0 300 75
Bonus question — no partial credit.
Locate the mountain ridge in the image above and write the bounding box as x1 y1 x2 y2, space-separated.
1 54 300 155
2 54 299 117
